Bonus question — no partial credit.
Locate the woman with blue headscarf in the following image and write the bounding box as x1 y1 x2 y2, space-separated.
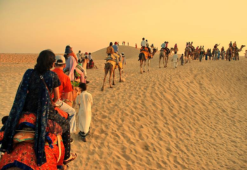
0 50 76 169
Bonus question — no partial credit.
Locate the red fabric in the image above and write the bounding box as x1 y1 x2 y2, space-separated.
55 107 68 119
18 112 36 125
0 112 65 169
0 139 65 169
52 68 73 96
0 131 4 141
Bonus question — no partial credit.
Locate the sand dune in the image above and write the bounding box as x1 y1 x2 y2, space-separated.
92 45 141 60
0 48 247 169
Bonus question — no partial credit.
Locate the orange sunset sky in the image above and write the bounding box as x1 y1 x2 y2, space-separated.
0 0 246 55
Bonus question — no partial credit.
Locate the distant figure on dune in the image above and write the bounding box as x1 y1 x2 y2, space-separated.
135 43 137 48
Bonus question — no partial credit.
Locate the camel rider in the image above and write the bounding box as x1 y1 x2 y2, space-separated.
141 37 146 50
161 41 165 49
186 42 189 48
221 47 225 52
112 42 120 64
106 42 114 60
164 41 169 55
106 42 119 64
174 43 178 52
112 42 119 53
146 40 151 54
229 41 233 48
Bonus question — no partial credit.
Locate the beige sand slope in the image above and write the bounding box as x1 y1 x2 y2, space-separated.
0 49 247 170
92 45 140 60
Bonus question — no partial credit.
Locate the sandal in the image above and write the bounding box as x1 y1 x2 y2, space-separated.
64 153 77 164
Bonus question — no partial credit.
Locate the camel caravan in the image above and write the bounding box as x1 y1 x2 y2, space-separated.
183 41 245 62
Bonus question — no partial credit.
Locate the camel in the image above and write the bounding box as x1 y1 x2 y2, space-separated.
212 48 219 60
193 48 200 60
226 47 232 61
232 45 245 60
220 50 226 60
184 47 193 63
139 47 157 73
101 54 123 91
159 48 174 68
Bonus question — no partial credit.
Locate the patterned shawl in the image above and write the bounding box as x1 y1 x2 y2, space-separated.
1 69 54 166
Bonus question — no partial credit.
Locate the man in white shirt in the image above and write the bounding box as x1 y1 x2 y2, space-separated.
77 51 82 62
172 51 178 68
141 37 146 49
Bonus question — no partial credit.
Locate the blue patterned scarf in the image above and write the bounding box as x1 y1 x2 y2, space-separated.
1 69 54 166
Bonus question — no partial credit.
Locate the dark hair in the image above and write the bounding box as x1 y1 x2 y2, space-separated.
110 42 113 46
79 50 81 53
175 51 177 54
2 116 8 125
34 50 55 74
79 83 87 91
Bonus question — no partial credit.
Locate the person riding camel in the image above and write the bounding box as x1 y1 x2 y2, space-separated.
141 37 146 50
106 42 119 64
174 43 178 52
106 42 114 59
64 45 86 83
112 42 119 54
163 41 169 54
161 41 166 49
146 40 151 54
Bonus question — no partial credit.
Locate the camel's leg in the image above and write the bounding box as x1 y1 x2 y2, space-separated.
147 59 150 71
119 67 122 82
109 69 113 88
140 60 143 74
112 67 116 85
159 57 161 68
101 68 108 91
164 56 167 67
143 60 146 72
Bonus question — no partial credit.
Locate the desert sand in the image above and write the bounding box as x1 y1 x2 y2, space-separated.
0 46 247 170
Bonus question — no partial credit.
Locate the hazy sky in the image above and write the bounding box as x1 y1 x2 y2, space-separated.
0 0 246 54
